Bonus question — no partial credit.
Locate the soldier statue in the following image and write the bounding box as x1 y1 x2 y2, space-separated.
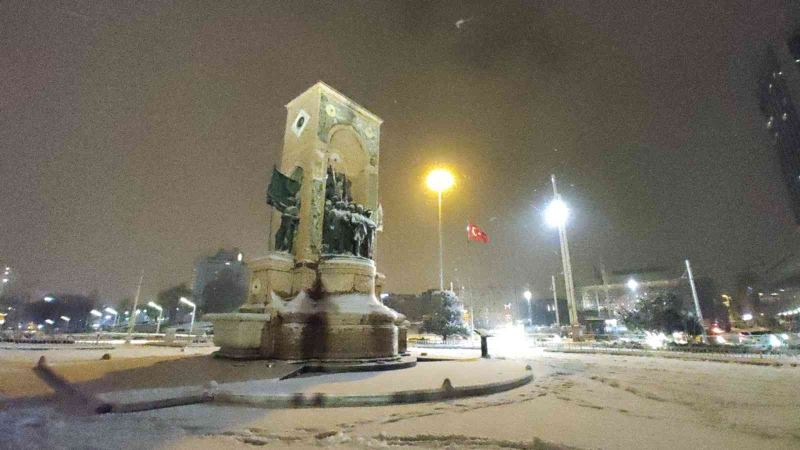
322 199 335 254
352 204 368 257
332 200 351 254
361 208 377 259
275 197 299 252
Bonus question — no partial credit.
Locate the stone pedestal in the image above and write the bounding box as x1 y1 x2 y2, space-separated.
204 312 270 359
206 253 403 361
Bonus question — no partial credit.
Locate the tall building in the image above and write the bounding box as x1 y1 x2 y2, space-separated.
757 42 800 224
191 248 248 312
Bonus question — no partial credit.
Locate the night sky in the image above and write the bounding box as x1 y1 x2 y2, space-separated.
3 1 800 302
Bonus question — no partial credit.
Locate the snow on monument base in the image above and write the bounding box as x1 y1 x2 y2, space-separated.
206 255 406 362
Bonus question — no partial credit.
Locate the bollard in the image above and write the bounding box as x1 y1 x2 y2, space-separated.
480 335 489 358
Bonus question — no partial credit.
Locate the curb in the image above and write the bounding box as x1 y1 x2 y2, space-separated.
98 390 214 413
213 369 533 409
545 348 797 367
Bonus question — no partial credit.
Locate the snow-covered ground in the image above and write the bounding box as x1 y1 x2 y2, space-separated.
1 345 798 449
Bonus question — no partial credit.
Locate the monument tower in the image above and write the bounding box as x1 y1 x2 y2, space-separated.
207 82 406 361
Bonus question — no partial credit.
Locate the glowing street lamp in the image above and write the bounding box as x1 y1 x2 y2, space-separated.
90 309 102 317
626 278 639 293
43 295 55 302
544 199 569 228
544 175 578 326
523 290 533 326
147 301 164 334
60 316 70 322
426 168 455 291
179 297 196 335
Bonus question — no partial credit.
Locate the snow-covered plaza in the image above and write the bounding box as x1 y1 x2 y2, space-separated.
1 344 798 449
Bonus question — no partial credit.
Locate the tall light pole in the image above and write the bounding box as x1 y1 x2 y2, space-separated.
626 278 639 304
147 301 163 334
426 168 455 291
523 289 533 326
545 174 578 327
126 270 144 343
685 259 707 341
179 297 196 336
551 274 561 327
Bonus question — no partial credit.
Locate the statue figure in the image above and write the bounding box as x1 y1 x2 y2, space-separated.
332 200 351 254
322 199 335 254
361 208 377 259
352 204 368 257
275 197 299 252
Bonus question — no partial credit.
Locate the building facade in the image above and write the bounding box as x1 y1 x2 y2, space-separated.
758 39 800 224
191 248 248 312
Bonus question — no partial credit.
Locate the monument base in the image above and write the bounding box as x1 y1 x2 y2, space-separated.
206 254 407 363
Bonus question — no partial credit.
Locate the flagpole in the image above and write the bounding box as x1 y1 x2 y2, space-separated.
437 190 444 291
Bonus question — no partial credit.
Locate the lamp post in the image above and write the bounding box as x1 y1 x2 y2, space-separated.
551 274 561 327
626 278 639 304
126 270 144 343
179 297 196 336
544 174 578 327
426 168 455 292
148 301 163 334
523 289 533 326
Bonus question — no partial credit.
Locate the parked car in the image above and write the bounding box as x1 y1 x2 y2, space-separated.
738 330 784 350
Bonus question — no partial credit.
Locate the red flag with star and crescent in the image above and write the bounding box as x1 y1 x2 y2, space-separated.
467 222 490 243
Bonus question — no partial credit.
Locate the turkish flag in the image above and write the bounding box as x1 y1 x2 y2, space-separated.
467 223 490 243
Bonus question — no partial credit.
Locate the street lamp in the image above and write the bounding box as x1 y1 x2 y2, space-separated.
426 168 455 291
104 307 119 327
544 174 578 327
523 290 533 326
148 301 164 334
43 295 55 302
626 278 639 304
179 297 196 335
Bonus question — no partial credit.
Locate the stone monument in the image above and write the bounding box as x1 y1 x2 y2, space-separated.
206 82 407 361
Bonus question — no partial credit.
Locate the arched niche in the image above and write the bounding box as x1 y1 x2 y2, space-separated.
326 125 372 207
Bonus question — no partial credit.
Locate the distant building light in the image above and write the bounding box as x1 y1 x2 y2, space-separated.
43 296 54 302
225 261 231 266
237 253 243 262
742 313 753 321
782 112 788 121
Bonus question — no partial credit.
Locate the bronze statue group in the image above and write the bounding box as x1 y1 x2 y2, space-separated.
274 166 376 259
